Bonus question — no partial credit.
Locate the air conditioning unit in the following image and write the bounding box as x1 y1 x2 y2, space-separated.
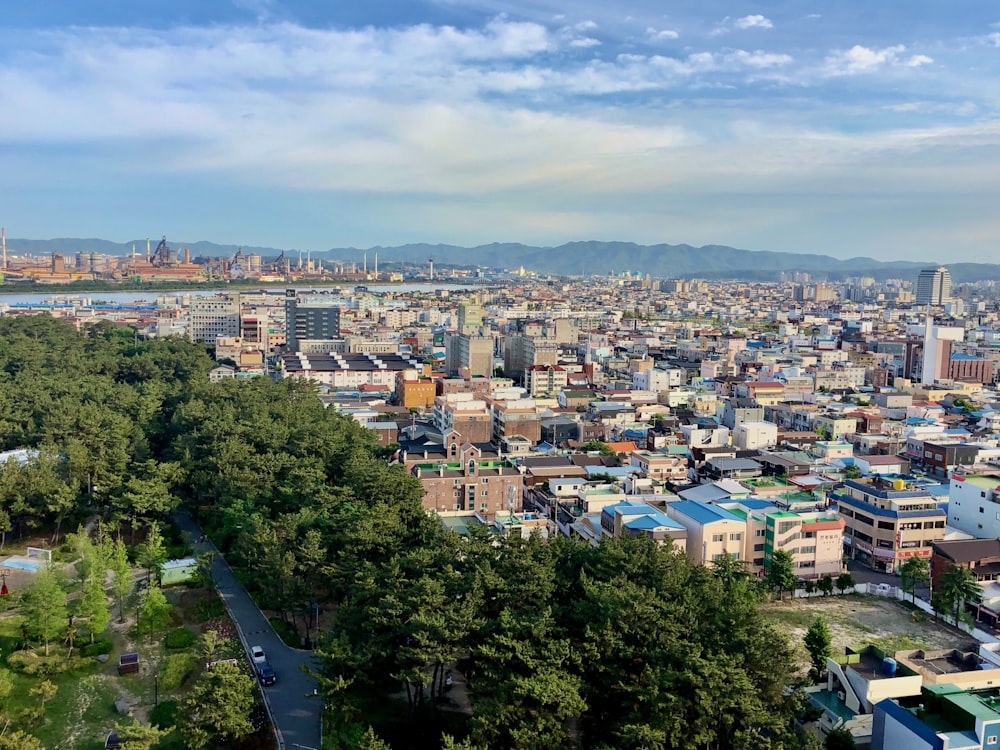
837 691 846 702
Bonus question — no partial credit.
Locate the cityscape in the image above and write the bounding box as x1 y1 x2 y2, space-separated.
3 1 1000 749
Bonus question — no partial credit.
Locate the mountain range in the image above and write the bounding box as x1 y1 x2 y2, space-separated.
4 237 988 284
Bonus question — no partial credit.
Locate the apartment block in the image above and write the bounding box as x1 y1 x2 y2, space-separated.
666 501 746 566
947 473 1000 538
833 476 946 574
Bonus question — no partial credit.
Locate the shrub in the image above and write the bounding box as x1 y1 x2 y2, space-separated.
164 627 196 650
81 638 114 657
194 596 225 623
8 651 87 676
150 699 180 729
159 653 196 691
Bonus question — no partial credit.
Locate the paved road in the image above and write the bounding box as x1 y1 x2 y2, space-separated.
174 512 322 750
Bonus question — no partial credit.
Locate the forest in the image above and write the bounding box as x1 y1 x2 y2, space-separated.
0 316 816 749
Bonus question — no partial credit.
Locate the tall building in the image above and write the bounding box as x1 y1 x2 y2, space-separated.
915 266 952 305
284 290 341 352
446 334 493 378
457 296 485 335
189 294 241 343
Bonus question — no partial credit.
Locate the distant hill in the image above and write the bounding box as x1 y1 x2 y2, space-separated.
4 237 989 283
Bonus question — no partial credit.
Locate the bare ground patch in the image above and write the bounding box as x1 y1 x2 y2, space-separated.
763 595 978 672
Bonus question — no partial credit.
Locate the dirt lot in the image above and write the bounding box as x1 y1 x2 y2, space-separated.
763 594 979 672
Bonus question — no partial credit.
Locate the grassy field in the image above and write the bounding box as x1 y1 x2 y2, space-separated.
763 594 978 674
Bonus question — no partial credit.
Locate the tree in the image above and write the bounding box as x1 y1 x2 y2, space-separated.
78 575 111 643
580 440 616 457
20 568 67 655
139 585 172 641
939 564 983 626
107 536 133 623
804 617 832 681
825 726 857 750
0 731 43 750
28 680 57 710
836 572 856 595
136 521 167 584
844 464 862 479
112 723 164 750
899 555 930 605
767 550 796 600
818 574 835 597
179 661 256 749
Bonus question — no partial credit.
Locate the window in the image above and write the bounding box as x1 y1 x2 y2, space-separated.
756 529 766 537
800 546 816 554
754 543 765 552
982 507 986 514
730 533 742 542
935 521 945 528
878 521 894 530
482 490 489 496
712 534 725 543
482 478 489 484
987 737 997 745
480 502 488 510
923 521 936 529
712 553 725 562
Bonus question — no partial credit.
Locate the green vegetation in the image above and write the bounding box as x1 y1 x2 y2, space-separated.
0 315 829 748
899 556 930 605
804 617 832 680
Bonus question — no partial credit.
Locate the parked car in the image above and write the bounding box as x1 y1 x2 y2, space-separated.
250 645 266 665
256 663 277 686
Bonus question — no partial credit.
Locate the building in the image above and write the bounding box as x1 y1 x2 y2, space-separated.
411 441 523 517
732 421 778 451
504 334 559 385
446 334 493 378
597 500 687 546
189 294 240 343
918 318 965 385
457 296 485 334
284 290 341 352
525 365 568 397
666 500 746 566
915 266 953 306
873 683 1000 750
628 450 689 483
395 370 438 410
491 399 542 444
281 353 426 389
833 476 946 574
433 394 493 444
947 474 1000 539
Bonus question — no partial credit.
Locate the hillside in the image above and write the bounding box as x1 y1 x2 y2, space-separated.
4 236 984 283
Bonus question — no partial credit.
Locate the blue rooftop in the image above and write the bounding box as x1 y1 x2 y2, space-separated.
670 500 742 525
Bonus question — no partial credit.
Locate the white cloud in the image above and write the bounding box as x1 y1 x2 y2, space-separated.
734 15 773 30
570 37 601 48
986 32 1000 47
646 26 679 41
725 49 793 69
823 44 933 76
574 20 598 31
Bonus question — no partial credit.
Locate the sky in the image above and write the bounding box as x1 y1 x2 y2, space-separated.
1 1 999 261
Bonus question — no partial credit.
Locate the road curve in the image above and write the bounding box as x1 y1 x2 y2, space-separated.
174 512 323 750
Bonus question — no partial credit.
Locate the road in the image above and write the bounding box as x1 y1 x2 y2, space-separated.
174 512 322 750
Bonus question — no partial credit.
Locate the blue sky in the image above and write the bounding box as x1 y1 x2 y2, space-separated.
1 1 999 261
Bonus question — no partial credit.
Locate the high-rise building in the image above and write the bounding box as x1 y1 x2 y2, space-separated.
284 290 341 352
446 333 493 377
915 266 952 305
457 295 485 335
189 294 241 343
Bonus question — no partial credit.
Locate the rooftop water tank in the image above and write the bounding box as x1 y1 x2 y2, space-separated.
883 657 898 676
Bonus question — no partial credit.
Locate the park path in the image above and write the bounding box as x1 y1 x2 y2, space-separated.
174 512 323 750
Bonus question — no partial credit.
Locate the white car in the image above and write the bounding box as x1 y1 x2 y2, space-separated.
250 645 266 665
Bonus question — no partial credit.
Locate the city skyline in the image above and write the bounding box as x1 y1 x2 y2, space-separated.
2 1 999 261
